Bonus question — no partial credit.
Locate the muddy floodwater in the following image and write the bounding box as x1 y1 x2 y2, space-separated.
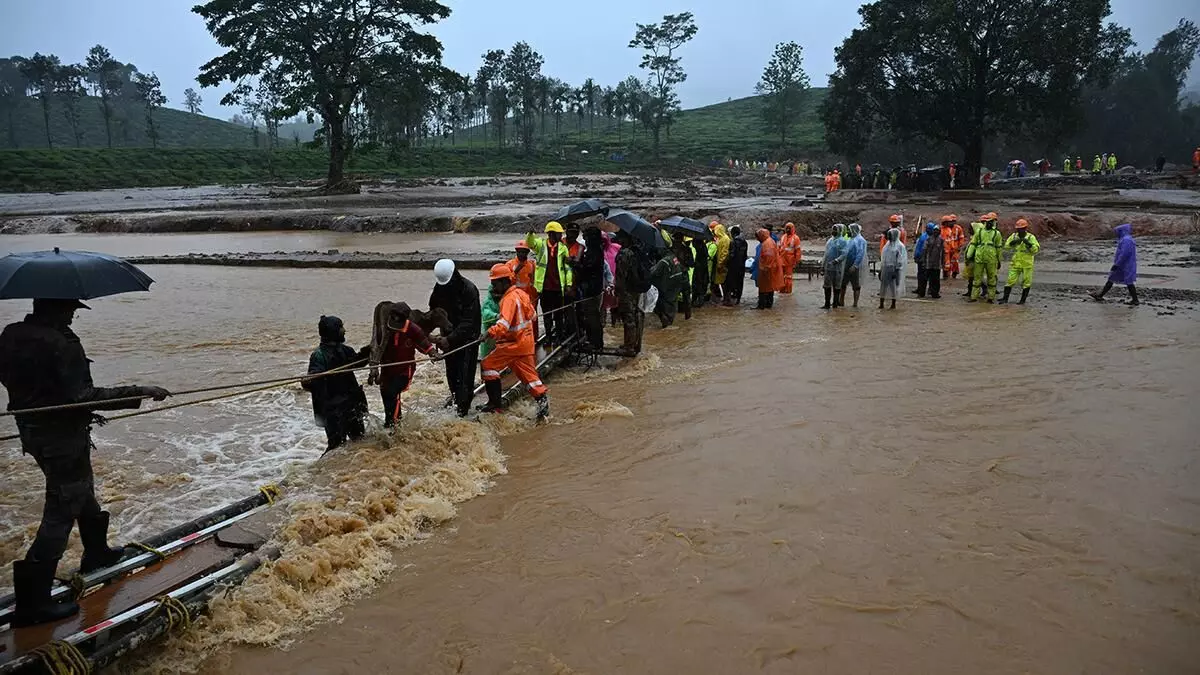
1 232 1198 674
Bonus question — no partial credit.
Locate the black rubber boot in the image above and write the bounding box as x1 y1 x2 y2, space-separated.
79 511 126 574
12 559 79 627
998 286 1012 304
535 395 550 422
962 281 973 297
822 288 831 309
1018 288 1030 305
478 379 504 413
1127 285 1140 306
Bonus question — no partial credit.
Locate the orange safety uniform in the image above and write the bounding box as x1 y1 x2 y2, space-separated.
832 171 842 190
755 230 784 293
940 217 966 276
879 220 907 257
480 285 546 398
507 256 537 304
777 223 802 294
1193 147 1200 174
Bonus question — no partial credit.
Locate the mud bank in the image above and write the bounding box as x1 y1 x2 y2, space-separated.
127 250 503 270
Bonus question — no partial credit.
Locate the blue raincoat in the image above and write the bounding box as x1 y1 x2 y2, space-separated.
1108 223 1137 285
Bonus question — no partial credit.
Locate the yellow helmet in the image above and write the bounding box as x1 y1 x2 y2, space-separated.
545 221 565 234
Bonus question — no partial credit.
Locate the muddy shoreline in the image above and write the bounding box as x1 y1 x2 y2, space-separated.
2 171 1197 243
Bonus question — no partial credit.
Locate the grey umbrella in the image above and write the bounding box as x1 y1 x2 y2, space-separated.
659 215 713 241
0 248 155 300
554 199 610 223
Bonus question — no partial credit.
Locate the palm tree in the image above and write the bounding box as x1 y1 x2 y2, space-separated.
601 86 616 134
582 78 597 139
536 76 551 141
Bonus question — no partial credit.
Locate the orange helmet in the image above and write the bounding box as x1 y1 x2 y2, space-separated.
515 240 530 251
983 212 998 221
1015 218 1029 229
940 214 957 224
489 263 514 281
888 214 902 224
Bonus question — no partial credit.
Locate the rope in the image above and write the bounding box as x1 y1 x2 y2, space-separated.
149 593 192 631
124 541 167 561
258 483 280 505
0 294 599 444
29 640 91 675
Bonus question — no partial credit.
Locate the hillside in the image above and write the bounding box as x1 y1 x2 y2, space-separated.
5 95 256 149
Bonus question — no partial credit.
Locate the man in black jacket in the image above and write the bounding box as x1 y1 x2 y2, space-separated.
429 260 482 417
302 315 369 452
0 299 170 626
724 226 749 305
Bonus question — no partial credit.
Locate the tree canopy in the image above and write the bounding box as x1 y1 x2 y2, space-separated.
756 41 810 151
193 0 451 190
629 12 697 156
821 0 1130 182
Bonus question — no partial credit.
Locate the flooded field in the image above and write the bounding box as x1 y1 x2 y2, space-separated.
0 231 1197 674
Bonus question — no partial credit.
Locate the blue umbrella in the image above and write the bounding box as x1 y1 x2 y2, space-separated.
603 210 665 252
659 215 713 241
554 199 610 223
0 248 154 300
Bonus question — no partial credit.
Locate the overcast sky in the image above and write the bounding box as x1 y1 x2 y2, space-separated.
2 0 1197 119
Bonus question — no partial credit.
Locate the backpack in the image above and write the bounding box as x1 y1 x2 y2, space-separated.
628 248 654 293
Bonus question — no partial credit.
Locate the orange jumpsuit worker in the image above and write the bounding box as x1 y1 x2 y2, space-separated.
940 214 966 279
778 222 802 294
507 240 538 339
479 264 550 421
879 215 908 257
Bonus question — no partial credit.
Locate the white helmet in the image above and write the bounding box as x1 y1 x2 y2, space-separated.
434 259 455 285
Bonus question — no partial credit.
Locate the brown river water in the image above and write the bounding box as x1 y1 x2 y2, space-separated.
1 233 1198 674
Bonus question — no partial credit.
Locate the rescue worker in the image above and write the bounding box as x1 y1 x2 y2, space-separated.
822 224 849 309
842 223 869 308
709 222 731 301
651 246 684 326
303 315 369 452
1101 153 1109 174
998 218 1039 304
1090 223 1139 305
778 222 801 294
613 231 645 355
914 223 944 298
507 241 538 338
961 220 983 297
1092 155 1102 175
525 221 573 346
754 228 782 309
1063 157 1072 174
674 237 694 320
1193 147 1200 174
480 273 502 360
879 214 907 258
1107 153 1118 174
940 215 966 279
429 259 482 417
479 264 550 421
968 212 1004 303
371 302 437 427
0 299 171 626
724 226 748 305
948 163 957 189
1075 157 1083 173
878 228 907 309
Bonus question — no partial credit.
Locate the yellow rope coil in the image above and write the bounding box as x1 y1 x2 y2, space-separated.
30 640 91 675
125 541 167 560
258 483 281 505
149 593 192 631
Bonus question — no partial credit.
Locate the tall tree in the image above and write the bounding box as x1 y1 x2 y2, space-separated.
548 78 570 141
756 41 810 150
0 58 29 148
502 42 544 155
628 12 697 156
582 77 597 138
54 64 87 147
600 85 616 133
535 76 551 139
194 0 452 191
84 45 120 148
184 87 203 115
18 53 61 148
821 0 1129 186
478 49 507 147
133 71 167 148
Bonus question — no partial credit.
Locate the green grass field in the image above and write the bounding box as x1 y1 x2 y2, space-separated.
0 91 830 191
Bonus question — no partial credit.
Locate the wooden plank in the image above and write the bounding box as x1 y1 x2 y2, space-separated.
0 539 239 666
215 505 287 550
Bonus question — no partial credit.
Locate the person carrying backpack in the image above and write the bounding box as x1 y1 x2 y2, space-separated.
614 231 651 355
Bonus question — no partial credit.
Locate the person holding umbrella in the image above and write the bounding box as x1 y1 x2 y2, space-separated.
0 250 170 626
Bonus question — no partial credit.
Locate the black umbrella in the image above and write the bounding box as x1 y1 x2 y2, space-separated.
554 199 609 223
603 210 665 252
0 248 154 300
659 215 713 241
